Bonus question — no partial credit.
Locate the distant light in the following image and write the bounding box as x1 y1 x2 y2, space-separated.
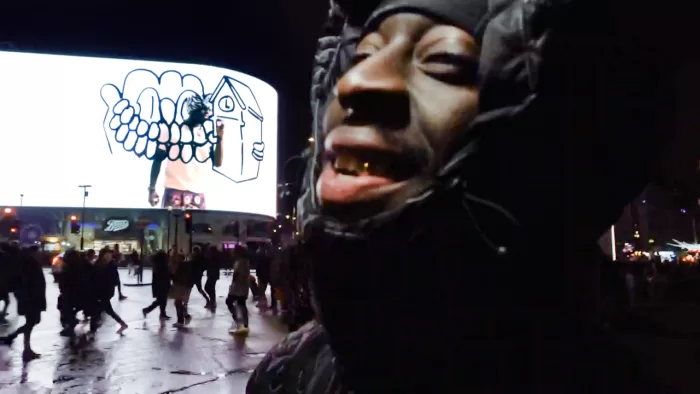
649 239 655 244
278 225 281 228
642 200 646 204
3 207 12 214
681 209 687 214
285 215 290 219
308 137 315 143
9 228 17 233
70 215 78 221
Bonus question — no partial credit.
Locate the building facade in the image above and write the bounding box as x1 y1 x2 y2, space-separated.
8 206 273 255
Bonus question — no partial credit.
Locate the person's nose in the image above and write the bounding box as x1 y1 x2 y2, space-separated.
336 46 410 129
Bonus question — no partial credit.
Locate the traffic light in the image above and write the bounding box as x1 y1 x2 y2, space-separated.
184 212 193 233
8 220 20 240
1 207 16 238
70 215 81 234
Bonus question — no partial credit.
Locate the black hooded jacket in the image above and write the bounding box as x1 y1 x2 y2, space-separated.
248 0 685 392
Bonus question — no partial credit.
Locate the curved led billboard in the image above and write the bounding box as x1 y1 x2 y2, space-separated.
0 51 278 218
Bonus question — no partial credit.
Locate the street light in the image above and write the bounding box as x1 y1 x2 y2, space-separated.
78 185 92 250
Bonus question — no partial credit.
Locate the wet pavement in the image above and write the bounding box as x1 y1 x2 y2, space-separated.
0 269 286 393
7 271 700 393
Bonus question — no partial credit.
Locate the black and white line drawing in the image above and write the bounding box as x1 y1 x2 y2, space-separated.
100 69 265 188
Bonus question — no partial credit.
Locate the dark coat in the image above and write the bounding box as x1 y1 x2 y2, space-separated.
16 254 46 315
151 260 171 298
93 262 119 300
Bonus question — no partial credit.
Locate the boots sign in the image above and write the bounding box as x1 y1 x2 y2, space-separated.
103 219 131 233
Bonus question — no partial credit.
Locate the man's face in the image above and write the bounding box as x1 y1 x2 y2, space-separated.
318 13 480 222
191 108 212 125
104 252 113 262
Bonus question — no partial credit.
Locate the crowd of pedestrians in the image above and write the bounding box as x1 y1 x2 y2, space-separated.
0 239 315 364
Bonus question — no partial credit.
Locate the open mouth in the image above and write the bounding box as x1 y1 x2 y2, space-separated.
329 148 417 180
317 146 421 206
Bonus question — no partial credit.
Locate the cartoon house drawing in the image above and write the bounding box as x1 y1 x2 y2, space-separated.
208 76 264 183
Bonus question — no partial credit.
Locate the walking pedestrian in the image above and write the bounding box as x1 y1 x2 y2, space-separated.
92 248 128 334
0 246 46 361
143 251 171 320
226 245 250 336
204 246 220 311
169 253 193 328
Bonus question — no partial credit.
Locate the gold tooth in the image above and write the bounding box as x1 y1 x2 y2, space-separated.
334 153 390 177
334 154 363 173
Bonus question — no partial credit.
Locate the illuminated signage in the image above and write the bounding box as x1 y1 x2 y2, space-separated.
103 219 131 233
0 51 278 217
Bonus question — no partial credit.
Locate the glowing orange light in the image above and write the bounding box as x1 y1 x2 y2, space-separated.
4 208 12 214
10 228 17 233
70 215 77 221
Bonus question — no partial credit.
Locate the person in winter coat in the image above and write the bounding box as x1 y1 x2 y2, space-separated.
190 246 211 308
0 246 46 361
142 250 171 320
169 252 193 327
92 248 128 334
226 245 251 336
0 249 12 323
204 246 220 311
58 249 96 337
247 0 688 392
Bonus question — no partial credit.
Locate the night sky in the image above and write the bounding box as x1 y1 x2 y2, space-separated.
1 2 698 198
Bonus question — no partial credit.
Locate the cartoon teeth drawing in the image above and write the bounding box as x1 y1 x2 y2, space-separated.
101 69 266 185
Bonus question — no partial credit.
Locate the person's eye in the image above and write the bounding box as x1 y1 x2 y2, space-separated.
421 52 479 85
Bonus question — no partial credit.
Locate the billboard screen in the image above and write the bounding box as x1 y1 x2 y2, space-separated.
0 51 278 217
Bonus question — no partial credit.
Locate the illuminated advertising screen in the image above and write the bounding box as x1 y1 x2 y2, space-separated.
0 51 278 217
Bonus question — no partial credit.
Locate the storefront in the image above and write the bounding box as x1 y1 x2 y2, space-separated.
91 217 144 254
10 206 273 254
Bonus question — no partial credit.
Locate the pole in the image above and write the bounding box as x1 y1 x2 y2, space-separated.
167 210 172 252
78 185 92 250
173 212 180 254
20 194 23 207
189 224 193 254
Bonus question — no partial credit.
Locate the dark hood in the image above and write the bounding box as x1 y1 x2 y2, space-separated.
298 0 677 391
304 0 675 246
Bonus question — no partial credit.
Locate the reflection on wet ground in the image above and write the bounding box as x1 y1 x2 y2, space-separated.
0 270 286 393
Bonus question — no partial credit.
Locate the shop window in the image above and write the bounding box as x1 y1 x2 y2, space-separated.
248 221 271 238
222 222 239 236
193 223 213 234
